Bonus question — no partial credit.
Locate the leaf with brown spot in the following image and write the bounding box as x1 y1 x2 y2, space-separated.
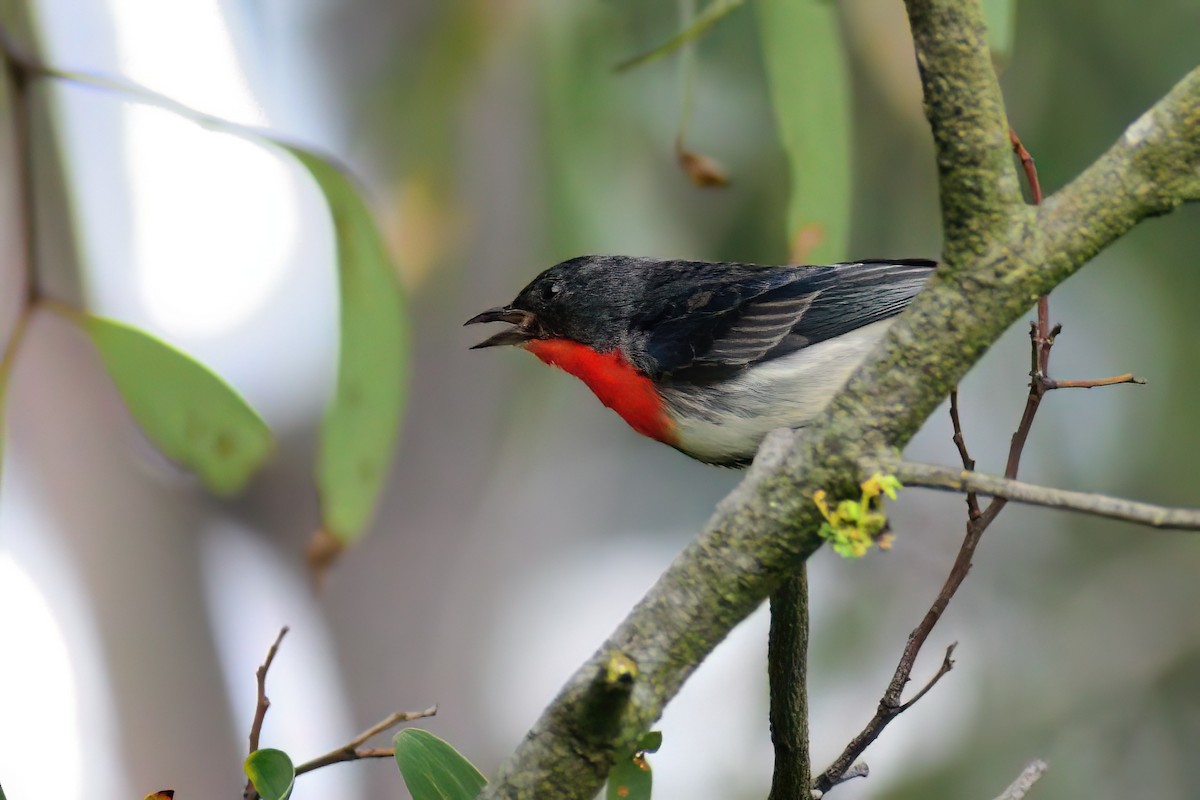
82 315 273 495
282 149 409 548
143 792 175 800
606 750 653 800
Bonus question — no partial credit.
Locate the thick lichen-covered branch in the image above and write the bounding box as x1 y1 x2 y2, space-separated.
902 0 1026 265
480 6 1200 799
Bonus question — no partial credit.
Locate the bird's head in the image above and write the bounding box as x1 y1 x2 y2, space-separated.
465 255 647 352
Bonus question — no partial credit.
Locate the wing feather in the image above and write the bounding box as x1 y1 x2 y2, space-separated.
644 259 934 377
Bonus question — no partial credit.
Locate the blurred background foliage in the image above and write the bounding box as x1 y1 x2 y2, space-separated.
1 0 1199 799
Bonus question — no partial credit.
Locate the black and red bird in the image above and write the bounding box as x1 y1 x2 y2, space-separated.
466 255 934 467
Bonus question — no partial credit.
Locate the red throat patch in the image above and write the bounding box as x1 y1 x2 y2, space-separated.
523 339 675 444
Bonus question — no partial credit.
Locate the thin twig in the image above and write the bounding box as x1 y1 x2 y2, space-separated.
1009 129 1043 205
891 461 1200 530
894 643 957 713
949 389 981 519
244 627 289 800
812 763 869 798
294 705 438 776
1044 373 1144 390
816 638 955 796
248 627 289 754
992 759 1049 800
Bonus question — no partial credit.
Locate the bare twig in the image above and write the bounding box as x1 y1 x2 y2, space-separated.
812 763 869 798
992 759 1049 800
949 389 981 520
813 644 957 792
1009 129 1043 205
891 462 1200 530
894 643 957 713
248 627 289 755
244 627 289 800
294 705 439 775
1044 373 1144 390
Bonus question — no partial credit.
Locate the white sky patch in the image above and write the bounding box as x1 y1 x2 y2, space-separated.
107 0 300 338
0 555 85 798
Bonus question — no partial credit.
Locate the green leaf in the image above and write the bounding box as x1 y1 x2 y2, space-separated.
607 752 653 800
283 149 408 543
983 0 1017 71
616 0 746 72
756 0 852 265
82 314 272 495
636 731 663 753
394 728 487 800
243 748 295 800
16 66 409 544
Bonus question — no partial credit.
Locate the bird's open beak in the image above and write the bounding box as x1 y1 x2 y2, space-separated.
464 306 537 349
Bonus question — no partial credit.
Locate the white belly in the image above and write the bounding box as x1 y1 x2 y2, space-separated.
659 320 893 465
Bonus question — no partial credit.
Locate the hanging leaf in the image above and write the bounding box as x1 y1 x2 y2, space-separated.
756 0 852 265
394 729 488 800
82 314 272 495
243 748 295 800
282 148 408 550
616 0 746 72
19 66 410 555
983 0 1017 71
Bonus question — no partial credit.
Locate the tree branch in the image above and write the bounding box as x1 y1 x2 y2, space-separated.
902 0 1025 265
893 462 1200 531
1037 67 1200 276
244 627 288 800
293 705 438 776
992 759 1049 800
813 644 956 793
480 8 1200 798
767 568 811 800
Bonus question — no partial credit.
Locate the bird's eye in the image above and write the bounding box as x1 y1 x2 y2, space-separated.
541 282 562 301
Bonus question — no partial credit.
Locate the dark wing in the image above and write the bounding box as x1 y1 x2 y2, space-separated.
642 259 934 377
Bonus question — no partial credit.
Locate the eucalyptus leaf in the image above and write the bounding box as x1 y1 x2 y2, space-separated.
283 148 408 544
394 728 488 800
756 0 852 265
83 315 272 495
243 748 295 800
18 66 409 544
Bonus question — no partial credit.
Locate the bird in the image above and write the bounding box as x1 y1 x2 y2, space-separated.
466 255 935 467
